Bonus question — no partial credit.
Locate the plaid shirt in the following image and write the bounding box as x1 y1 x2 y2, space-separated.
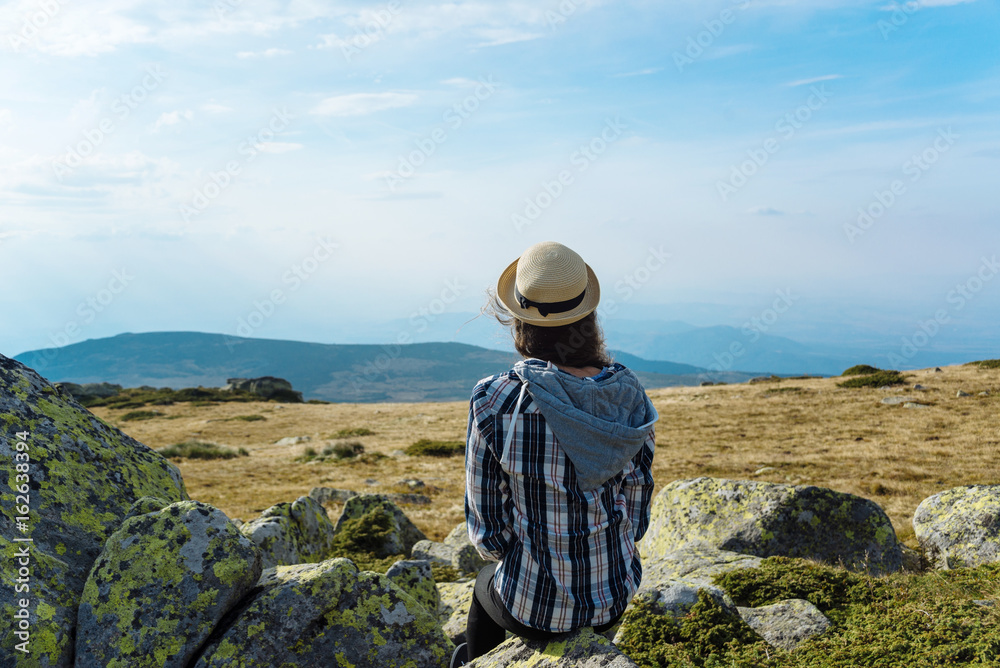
465 359 656 632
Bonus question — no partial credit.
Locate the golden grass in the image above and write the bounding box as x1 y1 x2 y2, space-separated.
89 363 1000 545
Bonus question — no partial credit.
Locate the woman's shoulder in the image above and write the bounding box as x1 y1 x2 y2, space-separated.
471 362 536 410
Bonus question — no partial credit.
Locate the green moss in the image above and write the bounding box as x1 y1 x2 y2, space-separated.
837 370 906 388
332 507 395 554
618 558 1000 668
226 414 267 422
430 563 461 583
404 439 464 457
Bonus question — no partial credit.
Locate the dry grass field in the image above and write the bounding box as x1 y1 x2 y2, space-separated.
89 363 999 546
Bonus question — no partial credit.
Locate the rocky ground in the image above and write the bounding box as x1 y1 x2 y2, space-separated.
2 354 998 667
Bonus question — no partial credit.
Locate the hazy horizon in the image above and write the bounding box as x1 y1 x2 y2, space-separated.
2 1 997 367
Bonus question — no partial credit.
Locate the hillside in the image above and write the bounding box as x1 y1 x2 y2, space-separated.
87 362 1000 546
13 331 760 402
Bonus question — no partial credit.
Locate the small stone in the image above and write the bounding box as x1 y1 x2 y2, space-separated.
935 367 943 372
274 435 310 446
973 600 996 607
399 479 426 489
881 396 913 405
738 599 832 651
979 391 990 397
903 402 930 409
913 384 926 390
957 390 972 397
753 467 776 476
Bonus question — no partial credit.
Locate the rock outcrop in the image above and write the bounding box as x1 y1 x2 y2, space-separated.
239 496 336 569
640 477 904 574
0 354 188 666
75 501 262 668
221 376 303 402
192 558 453 667
913 485 1000 569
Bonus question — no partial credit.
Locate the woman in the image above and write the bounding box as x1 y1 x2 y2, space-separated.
452 241 658 666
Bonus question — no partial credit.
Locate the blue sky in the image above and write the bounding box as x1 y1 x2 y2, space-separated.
2 0 998 361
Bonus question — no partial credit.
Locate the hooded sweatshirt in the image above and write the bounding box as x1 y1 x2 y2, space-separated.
465 358 658 632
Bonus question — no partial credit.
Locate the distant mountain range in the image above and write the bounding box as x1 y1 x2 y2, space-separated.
11 332 763 403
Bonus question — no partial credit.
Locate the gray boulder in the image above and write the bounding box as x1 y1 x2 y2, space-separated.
385 559 440 615
222 376 302 402
640 478 904 574
75 501 262 668
737 599 831 651
913 485 1000 569
333 495 427 558
193 558 453 667
0 354 188 666
467 628 639 667
640 544 763 586
240 496 337 569
411 522 489 575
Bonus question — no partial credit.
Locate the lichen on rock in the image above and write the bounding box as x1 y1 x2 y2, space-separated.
640 477 903 574
193 557 453 668
467 627 639 667
913 485 1000 569
0 354 188 666
75 500 262 668
385 559 440 617
240 495 337 569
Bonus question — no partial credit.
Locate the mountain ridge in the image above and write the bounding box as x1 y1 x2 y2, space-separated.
12 331 763 403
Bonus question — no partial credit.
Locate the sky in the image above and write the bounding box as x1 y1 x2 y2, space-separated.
2 0 998 362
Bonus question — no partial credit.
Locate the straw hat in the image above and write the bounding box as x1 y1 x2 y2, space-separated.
496 241 600 327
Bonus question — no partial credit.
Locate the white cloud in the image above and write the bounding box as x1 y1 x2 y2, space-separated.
786 74 843 87
310 92 418 117
0 109 12 126
201 103 233 114
236 48 292 59
151 110 193 132
748 206 786 216
257 142 303 153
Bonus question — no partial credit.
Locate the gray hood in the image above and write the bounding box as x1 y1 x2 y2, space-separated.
513 360 658 491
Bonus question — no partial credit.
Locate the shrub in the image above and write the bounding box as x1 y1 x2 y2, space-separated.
324 441 365 460
296 447 319 463
331 507 395 554
966 359 1000 369
158 441 249 460
306 399 331 404
837 370 906 388
842 364 882 376
331 427 376 438
227 414 266 422
120 410 161 421
405 439 465 457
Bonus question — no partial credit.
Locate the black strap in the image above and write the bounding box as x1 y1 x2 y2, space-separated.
514 286 586 317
